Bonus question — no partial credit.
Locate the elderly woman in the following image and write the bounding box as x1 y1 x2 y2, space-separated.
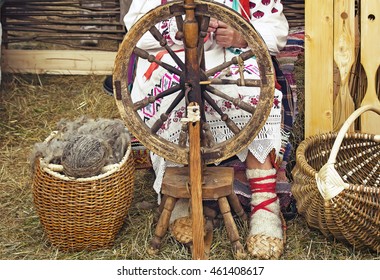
123 0 292 259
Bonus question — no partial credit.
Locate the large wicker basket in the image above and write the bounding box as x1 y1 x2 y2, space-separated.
292 105 380 252
32 132 135 251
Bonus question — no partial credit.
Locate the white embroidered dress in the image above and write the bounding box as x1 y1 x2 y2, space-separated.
123 0 289 196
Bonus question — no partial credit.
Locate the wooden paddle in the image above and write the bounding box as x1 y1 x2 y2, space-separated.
333 0 356 131
360 0 380 134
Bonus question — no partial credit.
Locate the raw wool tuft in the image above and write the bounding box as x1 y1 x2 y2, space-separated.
29 138 66 172
30 116 131 178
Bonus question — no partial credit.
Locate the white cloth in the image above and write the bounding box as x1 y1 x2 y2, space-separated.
123 0 289 198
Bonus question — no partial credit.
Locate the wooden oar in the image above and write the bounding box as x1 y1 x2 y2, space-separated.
360 0 380 134
333 0 356 131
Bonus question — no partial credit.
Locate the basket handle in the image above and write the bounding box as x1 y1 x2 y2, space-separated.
316 104 380 200
327 104 380 166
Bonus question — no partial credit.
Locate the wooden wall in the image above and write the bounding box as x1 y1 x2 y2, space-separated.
304 0 334 137
1 0 305 75
1 0 123 75
304 0 380 136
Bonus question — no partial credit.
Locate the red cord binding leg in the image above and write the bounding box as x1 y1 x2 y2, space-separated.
249 174 277 216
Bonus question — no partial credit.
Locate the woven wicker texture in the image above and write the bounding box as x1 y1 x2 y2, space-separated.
246 234 284 260
169 216 206 245
32 145 135 251
246 213 287 259
292 132 380 252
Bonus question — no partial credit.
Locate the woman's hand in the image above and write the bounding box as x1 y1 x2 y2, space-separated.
208 19 248 48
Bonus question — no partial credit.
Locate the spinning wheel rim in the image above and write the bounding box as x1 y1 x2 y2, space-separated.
114 0 275 165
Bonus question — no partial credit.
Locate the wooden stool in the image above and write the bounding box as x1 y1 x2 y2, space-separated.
149 166 248 256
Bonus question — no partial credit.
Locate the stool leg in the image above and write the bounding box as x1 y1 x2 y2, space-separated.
148 195 177 254
218 197 246 257
227 193 248 221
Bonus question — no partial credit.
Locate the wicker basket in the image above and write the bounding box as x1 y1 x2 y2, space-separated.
32 132 135 251
292 105 380 252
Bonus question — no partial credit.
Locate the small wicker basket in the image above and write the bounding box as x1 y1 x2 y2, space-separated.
292 105 380 252
32 132 135 251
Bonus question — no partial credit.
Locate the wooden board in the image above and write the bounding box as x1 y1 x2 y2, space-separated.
360 0 380 134
1 49 116 75
304 0 334 137
332 0 355 131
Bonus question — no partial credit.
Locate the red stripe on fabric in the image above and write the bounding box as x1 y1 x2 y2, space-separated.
241 0 251 20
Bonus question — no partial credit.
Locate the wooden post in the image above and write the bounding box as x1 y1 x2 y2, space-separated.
188 106 205 260
183 0 205 260
305 0 334 137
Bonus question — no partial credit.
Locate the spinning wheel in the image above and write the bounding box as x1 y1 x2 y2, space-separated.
113 0 275 165
113 0 275 259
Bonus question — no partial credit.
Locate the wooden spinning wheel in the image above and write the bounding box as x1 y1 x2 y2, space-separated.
113 0 275 259
113 0 275 165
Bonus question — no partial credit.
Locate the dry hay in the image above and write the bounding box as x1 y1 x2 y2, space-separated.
0 73 378 260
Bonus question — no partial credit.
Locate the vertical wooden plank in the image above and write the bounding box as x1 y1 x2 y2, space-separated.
189 117 205 260
360 0 380 134
305 0 334 137
333 0 356 131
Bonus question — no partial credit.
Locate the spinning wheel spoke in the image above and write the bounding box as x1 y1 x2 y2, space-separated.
150 89 186 134
197 16 210 65
208 78 261 87
133 84 182 111
201 122 216 148
203 91 241 135
179 123 188 148
175 15 184 39
149 26 186 70
205 85 256 114
133 47 182 76
205 50 254 77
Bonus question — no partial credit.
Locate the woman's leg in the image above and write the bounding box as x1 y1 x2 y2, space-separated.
245 153 284 259
245 152 272 170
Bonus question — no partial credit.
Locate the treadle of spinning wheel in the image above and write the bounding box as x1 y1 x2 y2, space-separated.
161 167 234 199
